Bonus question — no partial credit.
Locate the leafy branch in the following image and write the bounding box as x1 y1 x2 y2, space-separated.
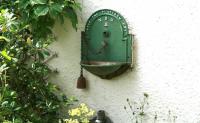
0 0 80 122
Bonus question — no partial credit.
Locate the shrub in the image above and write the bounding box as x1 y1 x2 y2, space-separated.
0 0 80 122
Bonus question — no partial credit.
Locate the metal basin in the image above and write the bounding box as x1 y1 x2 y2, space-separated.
81 61 127 77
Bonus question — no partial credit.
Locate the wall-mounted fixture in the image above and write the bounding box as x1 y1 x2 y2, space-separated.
77 9 133 88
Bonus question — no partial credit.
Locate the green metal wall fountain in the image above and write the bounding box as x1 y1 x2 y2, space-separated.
77 9 134 89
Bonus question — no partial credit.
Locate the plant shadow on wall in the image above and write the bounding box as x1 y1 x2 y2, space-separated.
0 0 84 123
128 35 138 79
124 93 178 123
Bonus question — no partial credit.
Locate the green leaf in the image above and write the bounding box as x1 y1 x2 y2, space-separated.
1 50 12 61
1 101 8 106
37 49 50 60
14 107 22 111
50 3 63 13
0 64 8 74
49 3 63 18
30 0 47 5
10 101 16 107
19 0 30 9
0 36 10 42
43 49 50 57
34 5 49 17
14 118 23 123
38 51 45 60
10 91 16 96
0 15 5 24
65 7 78 30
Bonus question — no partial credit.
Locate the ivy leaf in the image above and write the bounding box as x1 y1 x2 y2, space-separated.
49 3 64 18
30 0 47 5
50 3 64 13
34 5 49 17
65 7 78 30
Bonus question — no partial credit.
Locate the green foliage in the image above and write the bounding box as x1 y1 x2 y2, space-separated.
0 0 80 122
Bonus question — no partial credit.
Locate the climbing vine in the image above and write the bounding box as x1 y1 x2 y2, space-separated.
0 0 80 122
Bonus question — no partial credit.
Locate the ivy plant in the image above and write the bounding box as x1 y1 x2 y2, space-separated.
0 0 80 122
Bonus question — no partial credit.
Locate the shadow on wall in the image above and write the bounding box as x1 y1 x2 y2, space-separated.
112 35 139 80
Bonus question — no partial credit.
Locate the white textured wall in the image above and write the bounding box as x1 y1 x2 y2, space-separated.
49 0 200 122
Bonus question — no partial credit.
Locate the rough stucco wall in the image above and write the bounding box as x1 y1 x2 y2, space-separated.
49 0 200 122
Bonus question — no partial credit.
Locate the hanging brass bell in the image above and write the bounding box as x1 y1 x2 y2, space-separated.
77 67 86 89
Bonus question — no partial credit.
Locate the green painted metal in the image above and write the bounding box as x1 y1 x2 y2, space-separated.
81 9 133 79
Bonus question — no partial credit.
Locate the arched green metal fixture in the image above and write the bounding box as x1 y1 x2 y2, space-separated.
80 9 133 79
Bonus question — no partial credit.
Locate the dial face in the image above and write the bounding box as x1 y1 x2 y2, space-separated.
84 9 130 62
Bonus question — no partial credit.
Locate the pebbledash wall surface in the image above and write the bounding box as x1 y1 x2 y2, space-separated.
49 0 200 122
